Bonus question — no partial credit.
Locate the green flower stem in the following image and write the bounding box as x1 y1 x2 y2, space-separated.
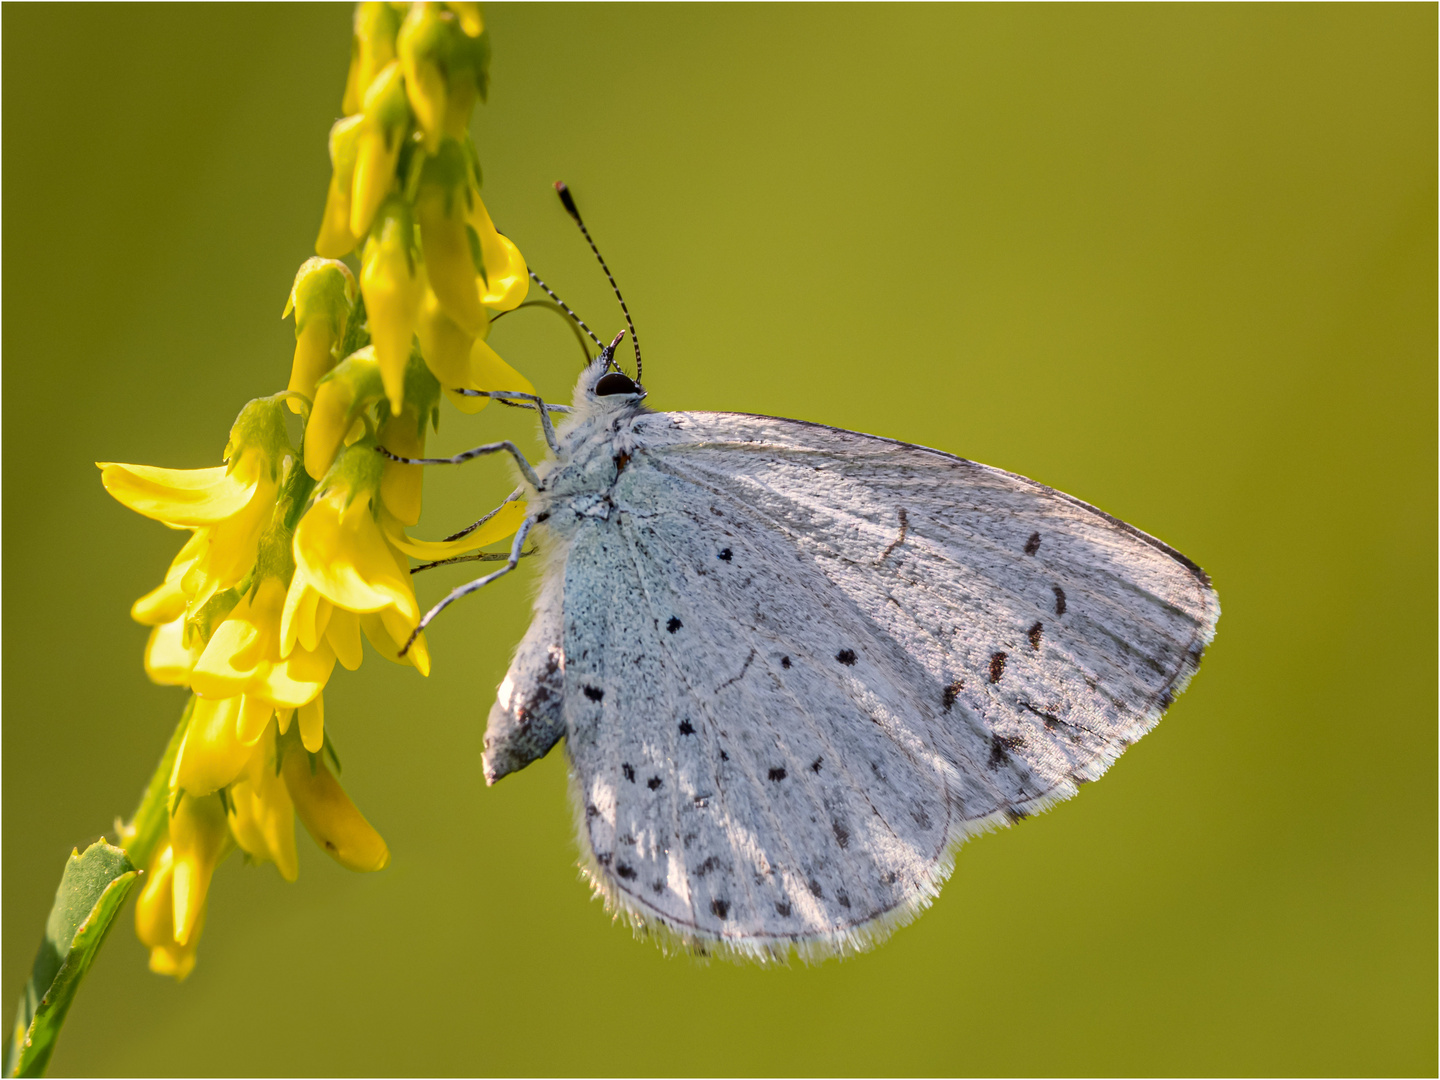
5 698 193 1077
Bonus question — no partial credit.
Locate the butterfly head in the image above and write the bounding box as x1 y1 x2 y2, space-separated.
580 330 646 405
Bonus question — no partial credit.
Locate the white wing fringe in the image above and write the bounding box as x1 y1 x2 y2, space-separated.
564 589 1218 967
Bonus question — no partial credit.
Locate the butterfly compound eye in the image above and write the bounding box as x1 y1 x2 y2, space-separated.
594 372 639 396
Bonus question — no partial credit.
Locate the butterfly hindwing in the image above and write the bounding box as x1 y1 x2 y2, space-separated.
559 410 1218 957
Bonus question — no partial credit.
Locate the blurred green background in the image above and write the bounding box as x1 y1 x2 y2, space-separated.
3 4 1434 1075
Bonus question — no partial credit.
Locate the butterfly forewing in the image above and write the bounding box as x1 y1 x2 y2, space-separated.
557 410 1217 957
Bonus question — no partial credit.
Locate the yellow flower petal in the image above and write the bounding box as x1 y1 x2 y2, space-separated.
297 695 325 754
135 846 202 981
294 490 417 616
385 498 527 561
237 694 274 746
98 463 257 526
328 608 364 671
144 618 199 687
350 61 409 239
132 533 204 625
467 195 528 312
172 696 249 796
361 198 423 414
377 405 427 526
316 115 363 258
282 746 390 872
227 737 299 882
169 793 231 945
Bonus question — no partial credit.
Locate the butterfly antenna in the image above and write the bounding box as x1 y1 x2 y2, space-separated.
525 268 603 351
554 181 642 383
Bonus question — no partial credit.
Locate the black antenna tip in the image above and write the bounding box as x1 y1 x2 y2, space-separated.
554 181 580 221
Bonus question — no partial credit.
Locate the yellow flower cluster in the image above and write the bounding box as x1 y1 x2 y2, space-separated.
102 1 532 979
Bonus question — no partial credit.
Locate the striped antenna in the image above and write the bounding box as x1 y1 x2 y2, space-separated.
554 181 642 383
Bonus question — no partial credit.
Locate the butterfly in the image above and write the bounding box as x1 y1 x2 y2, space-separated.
387 188 1220 962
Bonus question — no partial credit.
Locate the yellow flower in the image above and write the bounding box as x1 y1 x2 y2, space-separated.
99 396 289 613
350 60 410 241
315 115 363 259
398 3 451 152
416 139 489 335
137 717 392 980
304 347 386 481
361 197 424 413
468 187 528 312
285 438 431 674
415 280 535 414
134 845 204 981
283 257 356 407
341 1 402 116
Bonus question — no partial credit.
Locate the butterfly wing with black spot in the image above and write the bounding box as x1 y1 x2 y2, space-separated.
561 410 1218 957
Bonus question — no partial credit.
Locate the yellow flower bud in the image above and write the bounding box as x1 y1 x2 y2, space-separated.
315 115 363 258
445 2 484 38
398 3 453 153
467 190 528 311
134 846 202 981
283 257 356 408
361 198 424 413
350 61 411 241
342 2 403 116
416 139 490 334
377 404 427 526
282 745 390 872
168 793 231 946
305 347 385 480
416 283 480 408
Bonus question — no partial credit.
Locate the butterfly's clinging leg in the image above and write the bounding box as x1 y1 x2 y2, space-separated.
452 389 565 455
399 516 536 657
376 441 542 490
410 546 539 574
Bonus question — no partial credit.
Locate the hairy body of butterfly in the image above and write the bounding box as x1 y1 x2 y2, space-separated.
466 352 1218 963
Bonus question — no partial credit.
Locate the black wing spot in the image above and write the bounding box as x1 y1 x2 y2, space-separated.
807 879 823 898
719 749 729 762
836 648 857 666
533 511 550 523
678 719 695 735
1024 531 1041 555
943 680 964 711
768 767 787 782
710 898 730 919
837 891 852 909
780 656 792 669
621 763 635 782
666 616 682 633
585 803 599 818
615 861 637 880
653 879 665 894
583 685 604 702
1053 586 1067 615
695 856 720 877
595 852 612 866
717 548 733 562
1028 621 1044 650
647 776 663 791
989 651 1007 683
988 734 1025 769
775 901 792 917
810 756 823 773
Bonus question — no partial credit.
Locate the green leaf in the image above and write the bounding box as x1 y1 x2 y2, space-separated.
5 842 141 1078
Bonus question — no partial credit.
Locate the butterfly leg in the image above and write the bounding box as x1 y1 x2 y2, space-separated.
399 515 536 656
451 389 567 455
376 440 543 490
